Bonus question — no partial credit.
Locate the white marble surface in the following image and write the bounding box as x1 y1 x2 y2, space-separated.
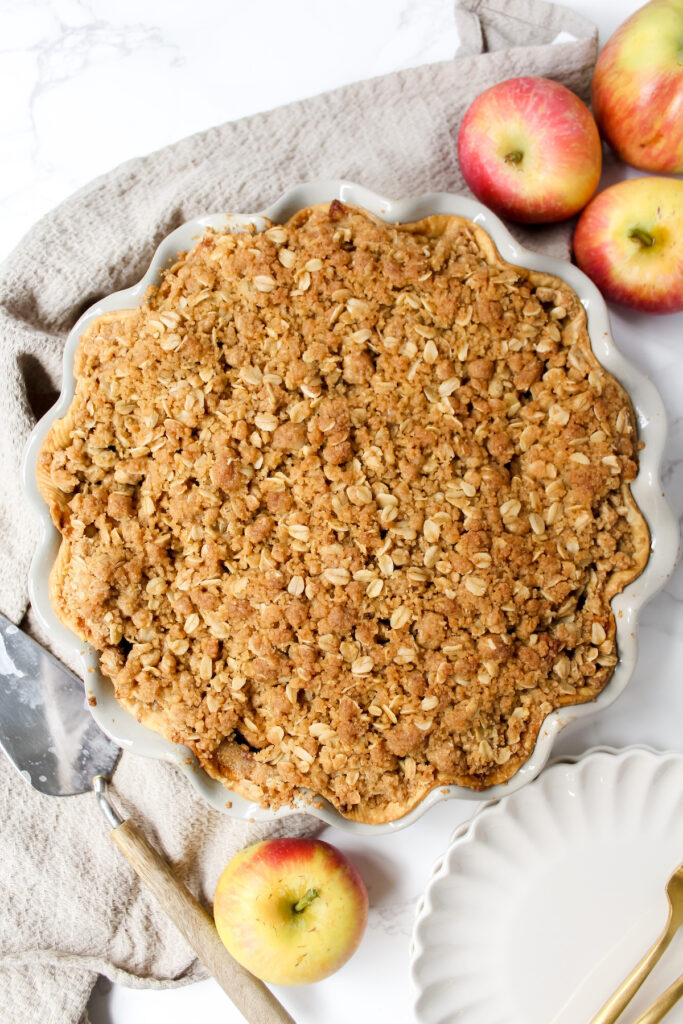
2 1 681 1022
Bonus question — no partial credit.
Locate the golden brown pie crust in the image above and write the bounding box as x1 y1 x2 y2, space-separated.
37 201 649 824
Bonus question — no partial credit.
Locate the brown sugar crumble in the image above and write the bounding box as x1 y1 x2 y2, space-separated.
38 202 649 823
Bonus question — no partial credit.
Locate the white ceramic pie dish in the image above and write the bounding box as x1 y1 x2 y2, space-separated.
22 180 678 834
410 746 683 1024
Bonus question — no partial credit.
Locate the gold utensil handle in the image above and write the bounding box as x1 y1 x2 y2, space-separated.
589 921 679 1024
111 819 296 1024
589 918 675 1024
631 974 683 1024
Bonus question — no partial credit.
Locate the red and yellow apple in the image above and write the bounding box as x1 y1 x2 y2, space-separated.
457 76 602 223
213 837 368 986
592 0 683 174
573 176 683 314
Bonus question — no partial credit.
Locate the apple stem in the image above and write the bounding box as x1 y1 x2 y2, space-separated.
293 888 320 913
628 227 655 248
504 150 523 165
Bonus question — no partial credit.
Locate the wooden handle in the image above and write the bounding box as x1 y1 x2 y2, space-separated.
111 819 296 1024
632 974 683 1024
589 915 676 1024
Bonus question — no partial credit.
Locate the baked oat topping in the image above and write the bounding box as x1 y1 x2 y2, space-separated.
38 201 649 823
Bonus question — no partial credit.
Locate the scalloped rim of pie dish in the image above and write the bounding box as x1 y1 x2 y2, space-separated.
23 182 678 835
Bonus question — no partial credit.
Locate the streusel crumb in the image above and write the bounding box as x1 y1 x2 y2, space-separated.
38 202 649 823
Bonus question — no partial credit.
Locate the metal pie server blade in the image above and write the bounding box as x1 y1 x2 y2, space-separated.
0 610 119 795
0 613 297 1021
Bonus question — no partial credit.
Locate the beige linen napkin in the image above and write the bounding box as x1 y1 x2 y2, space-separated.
0 0 597 1020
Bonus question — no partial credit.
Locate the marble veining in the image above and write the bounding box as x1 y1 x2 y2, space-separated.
1 0 681 1021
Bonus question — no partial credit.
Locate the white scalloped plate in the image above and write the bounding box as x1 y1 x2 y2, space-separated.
411 747 683 1023
22 181 679 833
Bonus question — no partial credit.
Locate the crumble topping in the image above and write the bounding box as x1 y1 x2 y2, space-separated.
38 201 648 823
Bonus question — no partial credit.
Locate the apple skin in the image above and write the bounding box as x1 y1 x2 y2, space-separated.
457 76 601 224
213 837 368 986
573 177 683 314
592 0 683 174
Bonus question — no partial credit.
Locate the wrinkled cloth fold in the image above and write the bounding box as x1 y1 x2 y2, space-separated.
0 1 597 1020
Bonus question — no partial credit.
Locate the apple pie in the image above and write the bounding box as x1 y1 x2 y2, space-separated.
37 200 649 823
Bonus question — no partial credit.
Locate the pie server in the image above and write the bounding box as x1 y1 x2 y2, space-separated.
0 610 294 1024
